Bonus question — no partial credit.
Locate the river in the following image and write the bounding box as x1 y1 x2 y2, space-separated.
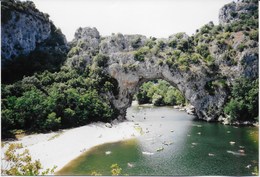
57 105 258 176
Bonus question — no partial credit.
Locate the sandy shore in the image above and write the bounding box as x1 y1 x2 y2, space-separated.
2 121 140 173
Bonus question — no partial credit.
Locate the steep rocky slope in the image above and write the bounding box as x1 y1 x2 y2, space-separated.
66 0 258 121
1 0 68 83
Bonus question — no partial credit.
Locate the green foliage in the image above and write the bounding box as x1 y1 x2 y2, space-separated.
45 112 61 130
94 54 109 67
2 49 67 84
164 88 185 105
175 32 185 39
90 163 123 176
157 59 164 66
91 171 102 176
168 39 177 48
67 46 82 57
134 47 150 62
111 164 122 176
1 143 57 175
204 78 227 96
176 39 189 52
222 50 237 65
145 40 156 49
224 78 258 121
2 2 67 84
131 36 142 49
196 44 210 58
237 43 247 52
2 65 119 138
136 80 185 106
190 53 202 63
157 40 166 49
249 30 258 41
152 94 164 106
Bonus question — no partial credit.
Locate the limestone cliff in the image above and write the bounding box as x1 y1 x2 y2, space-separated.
66 0 258 121
219 0 258 25
1 0 68 83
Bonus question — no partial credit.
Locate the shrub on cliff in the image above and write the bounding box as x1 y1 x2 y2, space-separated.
134 47 150 61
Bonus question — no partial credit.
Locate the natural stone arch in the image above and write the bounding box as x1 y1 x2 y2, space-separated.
107 54 226 121
66 27 257 122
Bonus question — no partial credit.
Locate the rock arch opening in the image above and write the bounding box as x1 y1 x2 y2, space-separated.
133 79 187 107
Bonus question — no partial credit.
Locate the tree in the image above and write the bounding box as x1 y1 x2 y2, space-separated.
224 78 258 121
1 143 56 175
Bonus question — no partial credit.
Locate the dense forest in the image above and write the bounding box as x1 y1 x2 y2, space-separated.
1 0 258 139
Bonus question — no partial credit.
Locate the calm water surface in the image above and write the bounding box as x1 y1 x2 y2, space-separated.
57 105 258 176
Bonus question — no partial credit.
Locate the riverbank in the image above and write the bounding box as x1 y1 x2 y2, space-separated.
1 121 141 174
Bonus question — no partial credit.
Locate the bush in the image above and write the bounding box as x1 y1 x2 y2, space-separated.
45 112 61 130
237 43 247 52
152 94 164 106
196 44 210 58
134 47 149 62
249 30 258 41
224 78 258 121
1 143 56 175
2 66 119 138
177 39 189 52
145 40 156 49
168 39 177 48
157 40 166 49
224 99 247 121
131 37 142 49
94 54 109 67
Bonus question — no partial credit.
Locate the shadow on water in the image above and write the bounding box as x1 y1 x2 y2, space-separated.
56 138 142 175
57 106 258 176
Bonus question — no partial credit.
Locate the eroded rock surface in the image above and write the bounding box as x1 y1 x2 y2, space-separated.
67 21 257 121
1 0 68 65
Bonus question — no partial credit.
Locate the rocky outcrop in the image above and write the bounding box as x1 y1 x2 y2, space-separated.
65 0 258 122
1 0 68 61
1 0 69 83
219 0 258 25
67 27 257 122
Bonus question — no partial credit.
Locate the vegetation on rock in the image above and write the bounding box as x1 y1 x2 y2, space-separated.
1 0 258 139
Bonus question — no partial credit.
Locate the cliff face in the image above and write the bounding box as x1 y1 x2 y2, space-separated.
1 0 258 121
66 0 258 121
1 0 68 83
219 0 258 25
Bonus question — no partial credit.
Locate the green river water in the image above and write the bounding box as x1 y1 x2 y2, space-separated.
57 105 258 176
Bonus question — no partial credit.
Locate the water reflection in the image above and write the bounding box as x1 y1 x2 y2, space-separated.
57 105 258 176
